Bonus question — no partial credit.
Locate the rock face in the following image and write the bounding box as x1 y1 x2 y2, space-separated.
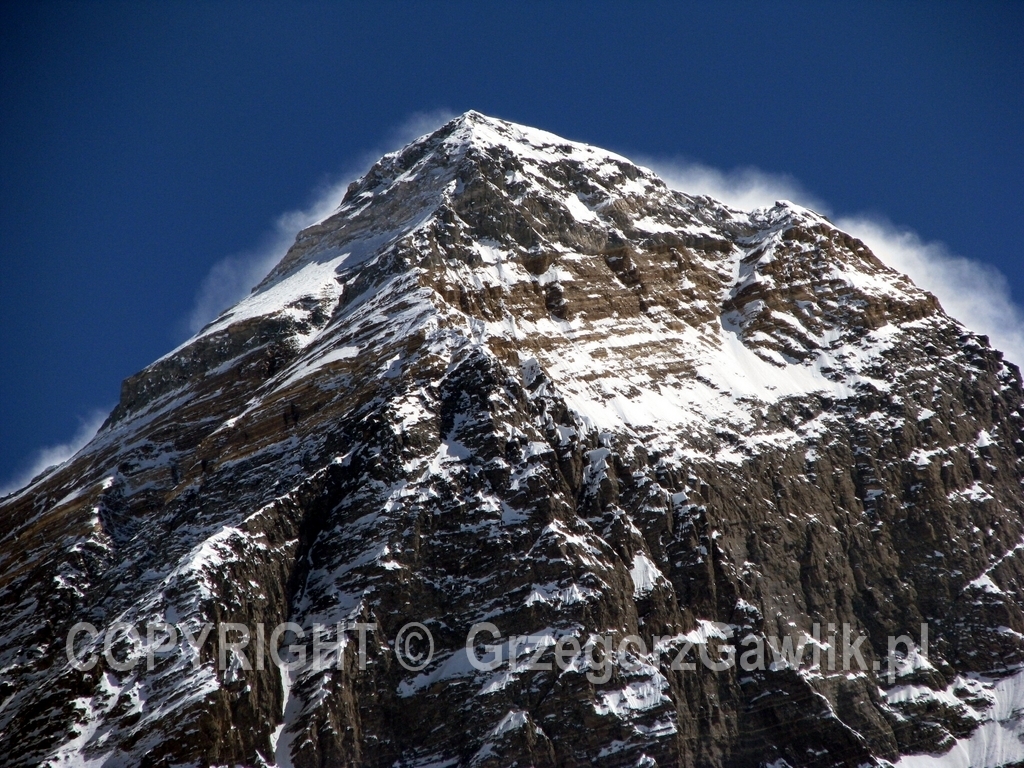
3 111 1024 768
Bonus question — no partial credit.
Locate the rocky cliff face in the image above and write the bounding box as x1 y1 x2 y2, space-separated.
2 112 1024 768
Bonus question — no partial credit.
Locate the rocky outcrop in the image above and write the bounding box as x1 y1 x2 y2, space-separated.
2 111 1023 768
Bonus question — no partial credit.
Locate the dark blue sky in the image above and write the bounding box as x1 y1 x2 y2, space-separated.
2 2 1022 490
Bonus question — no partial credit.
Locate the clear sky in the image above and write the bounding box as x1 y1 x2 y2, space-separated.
2 2 1022 491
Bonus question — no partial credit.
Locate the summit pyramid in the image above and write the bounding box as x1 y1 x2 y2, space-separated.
3 112 1024 768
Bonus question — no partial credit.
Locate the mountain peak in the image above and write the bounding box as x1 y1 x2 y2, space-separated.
5 113 1024 768
433 109 617 157
256 111 662 286
163 115 939 417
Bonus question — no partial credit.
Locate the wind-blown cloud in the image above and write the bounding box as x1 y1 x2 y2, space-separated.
645 159 828 214
184 109 456 335
184 179 353 335
0 410 108 497
835 215 1024 366
646 159 1024 367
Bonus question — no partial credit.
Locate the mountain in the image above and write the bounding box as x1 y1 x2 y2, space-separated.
3 111 1024 768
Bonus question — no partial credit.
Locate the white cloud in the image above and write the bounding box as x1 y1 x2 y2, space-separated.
0 410 108 497
647 159 1024 367
641 159 828 214
835 215 1024 366
184 109 456 334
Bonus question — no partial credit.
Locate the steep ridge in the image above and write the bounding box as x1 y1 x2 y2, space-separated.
2 111 1023 768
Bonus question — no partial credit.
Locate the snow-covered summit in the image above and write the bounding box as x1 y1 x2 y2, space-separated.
110 111 949 458
259 110 667 284
4 111 1024 768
